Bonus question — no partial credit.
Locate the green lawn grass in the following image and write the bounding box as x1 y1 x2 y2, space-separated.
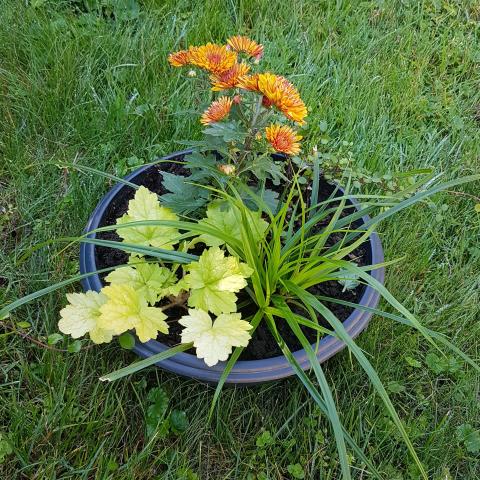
1 0 479 478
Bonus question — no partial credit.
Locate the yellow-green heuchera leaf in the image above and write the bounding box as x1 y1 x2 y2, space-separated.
179 308 252 366
184 246 253 315
105 256 178 304
117 186 180 249
98 284 168 343
58 291 114 344
197 200 268 247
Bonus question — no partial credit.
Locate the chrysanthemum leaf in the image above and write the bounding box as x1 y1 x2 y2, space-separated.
159 172 210 215
203 120 247 143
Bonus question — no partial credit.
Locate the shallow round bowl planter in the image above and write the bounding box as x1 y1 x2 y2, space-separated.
80 149 385 384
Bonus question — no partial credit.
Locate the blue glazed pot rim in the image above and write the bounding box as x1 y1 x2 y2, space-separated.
80 149 385 384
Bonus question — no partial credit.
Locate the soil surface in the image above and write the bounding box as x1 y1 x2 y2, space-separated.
95 155 370 360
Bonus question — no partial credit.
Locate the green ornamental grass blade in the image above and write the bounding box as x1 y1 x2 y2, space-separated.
264 313 383 480
100 343 192 382
314 295 480 373
336 174 480 247
271 299 351 480
0 265 125 320
208 309 265 420
57 162 141 189
284 281 428 480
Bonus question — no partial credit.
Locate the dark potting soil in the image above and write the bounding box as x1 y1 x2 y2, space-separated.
94 156 369 361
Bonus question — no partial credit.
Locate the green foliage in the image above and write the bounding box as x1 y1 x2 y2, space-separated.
75 0 140 21
116 186 179 249
386 381 406 394
456 424 480 454
16 321 31 329
115 155 143 177
98 283 168 343
336 268 360 291
53 186 258 356
425 352 463 375
179 309 252 367
404 356 422 368
170 409 189 434
159 171 210 215
203 121 248 144
107 0 140 21
176 467 199 480
47 333 63 345
145 387 189 438
0 434 13 464
252 188 279 213
287 463 305 479
196 200 268 248
5 166 480 479
146 387 169 437
310 142 432 197
67 339 82 353
256 430 275 448
59 291 112 344
105 256 178 304
251 430 306 479
118 331 135 350
247 155 285 184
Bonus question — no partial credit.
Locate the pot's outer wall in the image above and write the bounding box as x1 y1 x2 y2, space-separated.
80 149 385 384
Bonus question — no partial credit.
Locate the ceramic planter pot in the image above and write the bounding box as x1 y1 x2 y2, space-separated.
80 149 385 384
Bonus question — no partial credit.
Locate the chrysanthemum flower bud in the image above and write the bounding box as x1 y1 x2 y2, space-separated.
233 95 242 104
218 164 236 175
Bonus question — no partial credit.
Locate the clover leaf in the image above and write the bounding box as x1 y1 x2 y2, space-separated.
287 463 305 479
457 424 480 454
170 409 189 434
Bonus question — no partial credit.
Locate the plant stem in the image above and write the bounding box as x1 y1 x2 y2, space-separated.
0 320 95 353
160 292 189 311
235 97 267 174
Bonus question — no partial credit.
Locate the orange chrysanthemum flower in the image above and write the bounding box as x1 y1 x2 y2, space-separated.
200 96 233 125
238 73 307 124
210 62 250 91
168 49 191 67
226 35 264 61
265 124 302 155
237 73 260 92
257 73 307 124
188 43 237 76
